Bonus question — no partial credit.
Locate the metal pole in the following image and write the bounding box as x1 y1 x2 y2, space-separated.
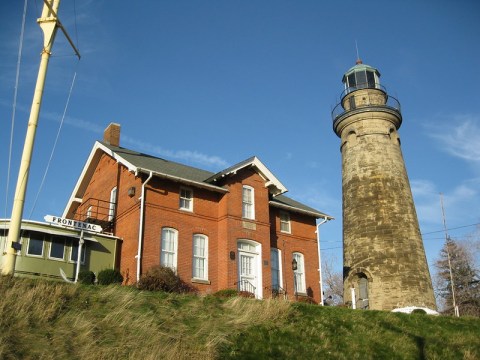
440 193 459 317
2 0 61 275
75 230 84 282
316 217 328 306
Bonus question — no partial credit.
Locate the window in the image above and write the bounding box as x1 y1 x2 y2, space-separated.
192 234 208 280
293 252 306 294
161 228 178 270
242 185 255 220
280 212 291 233
27 234 44 257
70 239 86 264
179 188 193 211
87 205 93 219
108 186 117 221
49 237 66 260
270 248 283 291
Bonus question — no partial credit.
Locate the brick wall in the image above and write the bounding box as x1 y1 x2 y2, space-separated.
81 154 321 301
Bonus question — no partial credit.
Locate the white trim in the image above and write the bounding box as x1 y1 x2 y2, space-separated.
237 239 263 299
179 187 194 212
293 252 307 294
48 236 66 261
192 234 208 281
63 141 228 217
26 235 44 258
208 157 287 196
270 201 333 219
161 227 178 271
242 185 255 220
270 248 283 290
279 211 291 233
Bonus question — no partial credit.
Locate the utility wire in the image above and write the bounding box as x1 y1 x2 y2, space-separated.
5 0 28 221
28 66 79 219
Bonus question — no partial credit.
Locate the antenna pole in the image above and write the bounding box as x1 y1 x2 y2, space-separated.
2 0 79 275
440 193 459 317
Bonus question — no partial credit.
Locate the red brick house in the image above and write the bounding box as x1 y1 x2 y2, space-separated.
63 124 332 302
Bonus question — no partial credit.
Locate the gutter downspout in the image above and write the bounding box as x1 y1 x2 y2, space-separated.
316 216 329 306
136 171 153 282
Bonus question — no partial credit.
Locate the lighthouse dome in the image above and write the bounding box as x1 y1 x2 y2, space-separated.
342 60 381 93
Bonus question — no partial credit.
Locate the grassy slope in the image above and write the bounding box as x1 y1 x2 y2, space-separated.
0 276 479 360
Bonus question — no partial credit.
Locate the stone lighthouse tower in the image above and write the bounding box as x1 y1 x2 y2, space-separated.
332 60 436 311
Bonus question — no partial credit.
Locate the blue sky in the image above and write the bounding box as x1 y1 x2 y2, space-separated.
1 0 479 276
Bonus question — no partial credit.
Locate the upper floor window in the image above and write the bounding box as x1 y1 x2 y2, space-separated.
27 234 44 257
49 237 66 260
280 211 291 233
192 234 208 280
161 228 178 271
292 252 306 294
242 185 255 220
108 186 117 221
179 187 193 211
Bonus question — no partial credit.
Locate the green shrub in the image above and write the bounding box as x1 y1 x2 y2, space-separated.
411 308 427 315
213 289 239 298
77 270 95 285
97 269 123 285
137 265 192 293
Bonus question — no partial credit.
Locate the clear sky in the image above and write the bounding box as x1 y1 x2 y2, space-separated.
1 0 479 276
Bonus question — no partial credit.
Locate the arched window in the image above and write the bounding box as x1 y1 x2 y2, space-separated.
161 228 178 271
292 252 306 294
108 186 117 221
192 234 208 280
242 185 255 220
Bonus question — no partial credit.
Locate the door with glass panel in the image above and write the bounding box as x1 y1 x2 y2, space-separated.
237 241 260 298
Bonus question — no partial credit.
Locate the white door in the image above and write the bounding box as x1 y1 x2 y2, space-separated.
239 252 256 292
237 241 261 298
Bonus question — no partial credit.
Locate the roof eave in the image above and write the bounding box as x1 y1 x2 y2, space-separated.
269 201 334 220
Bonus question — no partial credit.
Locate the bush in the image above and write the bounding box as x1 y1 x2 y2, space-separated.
97 269 123 285
137 265 192 293
77 270 95 285
411 308 427 315
213 289 239 298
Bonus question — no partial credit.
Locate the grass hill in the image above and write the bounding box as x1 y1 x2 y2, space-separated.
0 276 479 359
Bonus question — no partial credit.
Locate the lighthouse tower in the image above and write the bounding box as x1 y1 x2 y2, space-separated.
332 60 436 311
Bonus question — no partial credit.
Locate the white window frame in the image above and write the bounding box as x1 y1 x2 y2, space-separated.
161 227 178 271
192 234 208 280
293 252 306 294
108 186 117 221
69 239 87 264
270 248 283 291
49 237 66 261
242 185 255 220
27 234 44 257
280 211 291 233
179 187 193 211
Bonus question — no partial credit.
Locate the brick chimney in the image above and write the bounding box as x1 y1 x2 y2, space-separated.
103 123 121 147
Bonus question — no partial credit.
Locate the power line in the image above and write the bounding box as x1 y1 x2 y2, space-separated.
421 223 480 236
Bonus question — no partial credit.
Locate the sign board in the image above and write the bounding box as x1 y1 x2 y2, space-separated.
44 215 102 233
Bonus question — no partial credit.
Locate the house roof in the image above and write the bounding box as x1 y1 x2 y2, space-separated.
206 156 287 196
270 195 333 219
63 141 331 220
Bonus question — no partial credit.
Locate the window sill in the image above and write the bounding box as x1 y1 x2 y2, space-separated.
179 207 193 212
295 292 308 297
191 278 210 285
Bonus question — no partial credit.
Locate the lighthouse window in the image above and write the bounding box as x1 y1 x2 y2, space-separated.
356 70 367 87
347 73 356 88
367 71 376 87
